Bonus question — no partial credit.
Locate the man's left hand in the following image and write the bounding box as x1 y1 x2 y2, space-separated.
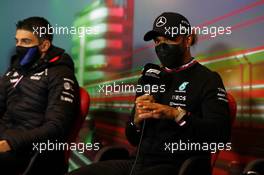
137 101 179 120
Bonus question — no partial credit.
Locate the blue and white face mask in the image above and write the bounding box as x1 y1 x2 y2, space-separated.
16 45 41 66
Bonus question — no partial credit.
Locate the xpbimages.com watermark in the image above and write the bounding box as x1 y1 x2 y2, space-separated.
98 82 166 96
163 24 232 38
32 23 232 39
33 24 99 38
164 140 232 153
32 140 100 154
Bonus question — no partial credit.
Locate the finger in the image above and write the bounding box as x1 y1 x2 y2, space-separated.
136 101 153 109
136 103 143 109
137 103 154 111
140 102 160 111
138 111 161 119
152 113 162 119
152 108 163 114
136 94 154 103
138 112 154 119
137 109 152 114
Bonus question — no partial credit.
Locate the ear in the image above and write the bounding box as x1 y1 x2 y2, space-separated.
39 40 51 53
185 35 193 48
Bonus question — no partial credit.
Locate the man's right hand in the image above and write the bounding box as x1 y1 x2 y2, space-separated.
134 94 155 127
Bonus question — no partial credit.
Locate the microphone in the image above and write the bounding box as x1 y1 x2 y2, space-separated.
129 63 165 175
136 63 166 100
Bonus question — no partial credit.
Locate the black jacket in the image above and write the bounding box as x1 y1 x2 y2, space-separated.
126 60 231 166
0 45 79 155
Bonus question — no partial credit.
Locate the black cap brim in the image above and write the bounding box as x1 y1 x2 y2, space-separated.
143 30 162 41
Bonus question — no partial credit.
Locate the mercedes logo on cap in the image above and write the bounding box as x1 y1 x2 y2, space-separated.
156 16 167 27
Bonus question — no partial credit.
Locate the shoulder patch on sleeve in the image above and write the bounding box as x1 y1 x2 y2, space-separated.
60 77 75 103
217 87 228 102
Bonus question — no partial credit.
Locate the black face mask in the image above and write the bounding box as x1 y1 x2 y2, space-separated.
155 42 185 69
16 45 41 67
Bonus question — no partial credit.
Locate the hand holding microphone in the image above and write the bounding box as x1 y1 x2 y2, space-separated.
134 63 188 126
134 63 162 127
134 94 155 127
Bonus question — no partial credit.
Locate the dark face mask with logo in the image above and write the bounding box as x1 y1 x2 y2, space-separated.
16 45 41 67
155 42 185 69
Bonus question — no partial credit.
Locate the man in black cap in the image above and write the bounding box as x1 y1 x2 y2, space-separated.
69 12 231 175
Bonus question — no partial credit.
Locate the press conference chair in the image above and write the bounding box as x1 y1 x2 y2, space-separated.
64 87 91 167
178 92 237 175
242 159 264 175
22 87 90 175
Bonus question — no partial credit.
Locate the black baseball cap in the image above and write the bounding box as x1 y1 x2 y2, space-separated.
144 12 191 41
